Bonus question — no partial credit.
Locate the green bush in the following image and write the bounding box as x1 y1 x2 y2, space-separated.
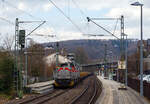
0 52 14 95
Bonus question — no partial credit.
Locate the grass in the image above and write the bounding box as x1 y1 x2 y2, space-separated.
0 92 13 100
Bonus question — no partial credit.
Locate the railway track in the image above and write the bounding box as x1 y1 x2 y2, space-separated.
16 89 69 104
69 83 90 104
9 75 102 104
69 76 102 104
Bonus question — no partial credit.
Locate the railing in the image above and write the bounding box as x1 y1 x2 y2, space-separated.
128 77 150 100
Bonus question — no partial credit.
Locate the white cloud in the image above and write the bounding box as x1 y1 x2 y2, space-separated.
104 5 150 39
43 4 53 12
0 0 150 43
18 2 26 10
58 31 84 41
36 27 55 35
69 0 129 10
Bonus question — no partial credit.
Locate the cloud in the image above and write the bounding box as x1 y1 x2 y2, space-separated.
0 0 150 43
43 4 53 12
36 27 55 35
18 2 26 10
104 4 150 39
68 0 129 10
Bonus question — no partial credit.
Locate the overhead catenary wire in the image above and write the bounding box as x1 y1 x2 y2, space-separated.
87 17 120 39
2 0 84 39
48 0 84 34
0 17 48 37
88 17 121 37
70 1 120 39
4 1 39 20
71 0 87 18
71 0 93 36
70 0 120 39
3 0 58 38
90 18 120 20
0 0 59 44
0 17 15 25
113 19 119 35
68 0 70 18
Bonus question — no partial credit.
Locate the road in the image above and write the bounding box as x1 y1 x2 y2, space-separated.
96 76 150 104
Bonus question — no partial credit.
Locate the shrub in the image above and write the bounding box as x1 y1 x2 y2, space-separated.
0 52 14 95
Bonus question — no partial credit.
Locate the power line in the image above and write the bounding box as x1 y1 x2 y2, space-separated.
2 0 84 38
48 0 84 34
113 19 119 35
67 0 70 18
3 1 42 21
71 0 87 18
87 17 120 39
0 17 46 37
0 19 56 43
0 17 15 25
3 1 59 37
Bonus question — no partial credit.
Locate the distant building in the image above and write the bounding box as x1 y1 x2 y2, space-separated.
147 39 150 52
137 39 150 58
44 53 71 66
144 55 150 71
137 40 147 52
137 39 150 72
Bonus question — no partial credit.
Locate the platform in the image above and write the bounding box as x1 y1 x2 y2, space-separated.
26 80 54 93
96 76 150 104
26 80 54 88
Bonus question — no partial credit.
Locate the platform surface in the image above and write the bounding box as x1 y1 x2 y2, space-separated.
26 80 54 88
96 76 150 104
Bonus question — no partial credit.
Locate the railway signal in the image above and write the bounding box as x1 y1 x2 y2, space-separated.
19 30 25 49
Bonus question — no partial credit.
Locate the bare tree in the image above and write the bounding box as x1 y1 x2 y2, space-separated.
25 43 45 82
2 33 14 52
75 47 89 64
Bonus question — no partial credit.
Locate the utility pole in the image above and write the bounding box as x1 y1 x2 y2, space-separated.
14 18 19 98
120 15 125 61
120 15 126 84
56 42 59 67
118 15 128 90
44 48 47 81
24 48 28 86
86 16 127 83
14 18 46 98
125 35 128 86
14 18 25 98
116 15 125 83
104 44 107 77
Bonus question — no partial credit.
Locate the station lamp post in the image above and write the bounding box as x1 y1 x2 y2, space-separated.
131 1 144 96
24 38 32 86
123 34 128 86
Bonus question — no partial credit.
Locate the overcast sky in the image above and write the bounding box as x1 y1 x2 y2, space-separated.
0 0 149 43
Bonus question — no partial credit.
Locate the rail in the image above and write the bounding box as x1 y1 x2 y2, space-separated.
69 76 102 104
18 89 69 104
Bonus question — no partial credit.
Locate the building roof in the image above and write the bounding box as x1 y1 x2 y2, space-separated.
44 53 71 66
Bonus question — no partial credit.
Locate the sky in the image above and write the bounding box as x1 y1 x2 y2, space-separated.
0 0 150 44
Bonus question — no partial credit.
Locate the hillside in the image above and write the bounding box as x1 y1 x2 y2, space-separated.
43 39 137 61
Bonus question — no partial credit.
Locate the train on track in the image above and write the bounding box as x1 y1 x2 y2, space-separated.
53 53 90 87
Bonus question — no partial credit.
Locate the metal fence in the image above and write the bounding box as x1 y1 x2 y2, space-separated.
128 77 150 100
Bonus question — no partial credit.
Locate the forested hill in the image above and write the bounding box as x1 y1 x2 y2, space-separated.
43 39 137 61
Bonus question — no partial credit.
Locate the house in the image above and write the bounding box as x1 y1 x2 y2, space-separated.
144 55 150 73
44 53 71 66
